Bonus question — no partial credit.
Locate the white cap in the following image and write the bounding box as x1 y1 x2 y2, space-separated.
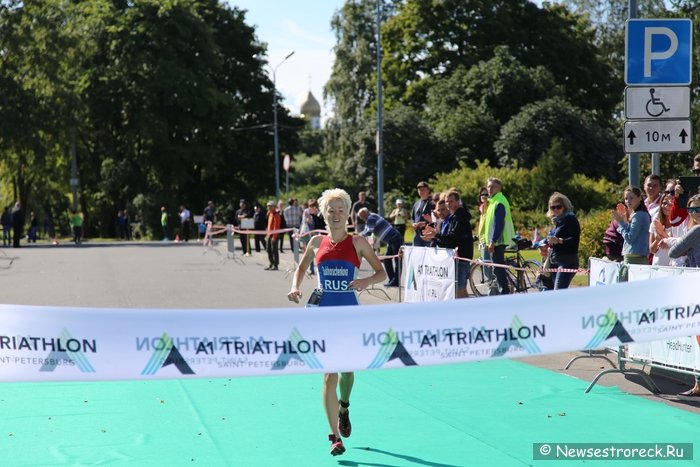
396 199 403 205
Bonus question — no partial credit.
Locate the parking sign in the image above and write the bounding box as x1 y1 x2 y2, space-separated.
626 19 692 85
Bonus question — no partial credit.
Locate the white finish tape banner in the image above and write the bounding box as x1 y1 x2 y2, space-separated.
1 273 699 382
627 264 700 372
401 246 455 302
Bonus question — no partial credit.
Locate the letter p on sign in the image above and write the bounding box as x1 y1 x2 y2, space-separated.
644 27 678 77
626 19 692 85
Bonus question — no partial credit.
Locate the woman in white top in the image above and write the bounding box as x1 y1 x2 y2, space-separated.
650 193 689 267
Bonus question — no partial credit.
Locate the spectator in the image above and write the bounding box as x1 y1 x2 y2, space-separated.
411 181 434 246
203 201 215 224
253 203 267 253
480 177 515 295
644 174 662 219
43 212 54 240
27 211 38 243
669 155 700 227
116 210 126 239
70 209 83 245
236 199 253 255
420 190 473 298
277 200 287 253
669 194 700 398
602 219 624 262
542 192 580 290
350 192 370 233
160 206 169 241
428 193 440 224
357 208 403 287
388 199 408 242
265 200 281 270
2 206 12 247
179 205 191 242
612 186 650 267
300 199 321 275
475 187 498 292
123 209 132 240
11 202 23 248
431 197 449 242
283 198 303 252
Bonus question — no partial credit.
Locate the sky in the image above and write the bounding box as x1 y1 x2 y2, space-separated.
226 1 555 123
227 0 346 123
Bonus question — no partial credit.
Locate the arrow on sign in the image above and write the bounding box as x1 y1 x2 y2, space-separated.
627 130 637 145
680 128 689 144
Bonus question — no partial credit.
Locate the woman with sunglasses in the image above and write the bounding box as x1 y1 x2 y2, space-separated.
542 192 580 290
669 194 700 398
475 187 498 294
612 186 651 267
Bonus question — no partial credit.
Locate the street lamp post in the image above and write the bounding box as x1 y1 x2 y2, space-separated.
376 0 384 217
268 51 295 200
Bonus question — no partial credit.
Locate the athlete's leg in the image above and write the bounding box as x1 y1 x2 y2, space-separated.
338 372 354 437
323 373 341 438
339 372 354 403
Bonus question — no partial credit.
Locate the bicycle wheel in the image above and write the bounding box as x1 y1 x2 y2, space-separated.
518 259 541 293
468 262 493 297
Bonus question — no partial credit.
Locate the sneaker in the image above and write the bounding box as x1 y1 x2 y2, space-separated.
338 409 351 438
328 434 345 456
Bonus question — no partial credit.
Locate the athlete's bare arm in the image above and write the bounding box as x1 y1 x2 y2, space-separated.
288 234 322 303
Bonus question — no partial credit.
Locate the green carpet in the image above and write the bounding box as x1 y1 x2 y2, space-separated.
1 359 697 466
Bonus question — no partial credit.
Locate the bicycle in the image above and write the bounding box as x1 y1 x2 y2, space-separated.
468 237 541 297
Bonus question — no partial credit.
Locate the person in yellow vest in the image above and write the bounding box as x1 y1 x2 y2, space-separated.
480 177 515 295
71 209 83 245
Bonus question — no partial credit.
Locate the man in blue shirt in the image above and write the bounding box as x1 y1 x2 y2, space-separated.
357 208 403 287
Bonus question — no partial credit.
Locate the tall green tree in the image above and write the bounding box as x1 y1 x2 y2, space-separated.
382 0 617 119
495 97 621 180
324 0 399 194
425 47 561 164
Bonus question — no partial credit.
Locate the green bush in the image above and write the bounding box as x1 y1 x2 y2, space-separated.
514 210 550 237
578 209 611 267
430 159 621 216
430 159 534 211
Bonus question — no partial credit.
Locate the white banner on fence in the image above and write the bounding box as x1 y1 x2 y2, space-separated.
401 246 455 303
627 264 700 372
589 258 622 287
1 273 699 382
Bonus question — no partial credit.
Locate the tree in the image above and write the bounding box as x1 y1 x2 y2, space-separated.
495 98 621 180
323 0 401 196
531 138 575 209
0 0 305 237
382 0 616 119
425 47 561 164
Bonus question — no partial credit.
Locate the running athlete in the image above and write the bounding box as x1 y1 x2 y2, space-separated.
287 188 386 456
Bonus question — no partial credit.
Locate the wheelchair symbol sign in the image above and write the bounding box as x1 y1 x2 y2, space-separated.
626 19 692 85
624 86 690 120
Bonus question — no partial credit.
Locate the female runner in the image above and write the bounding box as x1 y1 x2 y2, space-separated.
287 188 386 456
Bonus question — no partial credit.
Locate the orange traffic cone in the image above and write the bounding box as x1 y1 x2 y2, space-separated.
175 234 180 243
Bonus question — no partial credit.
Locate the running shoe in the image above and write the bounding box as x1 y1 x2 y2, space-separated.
338 409 351 438
328 434 345 456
